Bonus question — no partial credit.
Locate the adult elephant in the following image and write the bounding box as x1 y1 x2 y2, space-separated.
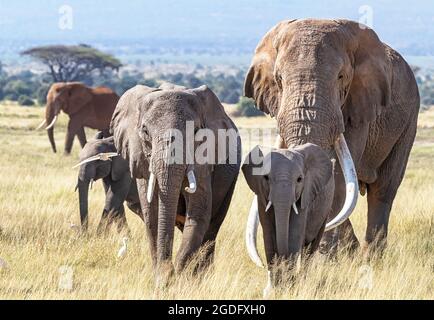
36 82 119 154
244 19 419 261
110 84 241 286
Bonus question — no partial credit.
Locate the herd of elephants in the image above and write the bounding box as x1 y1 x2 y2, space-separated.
32 19 420 296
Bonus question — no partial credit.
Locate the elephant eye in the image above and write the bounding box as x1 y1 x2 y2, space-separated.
297 176 303 183
275 73 283 89
263 175 269 181
141 125 149 136
338 74 344 80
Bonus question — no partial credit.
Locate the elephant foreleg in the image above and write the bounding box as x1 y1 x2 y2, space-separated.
137 178 159 268
65 119 85 154
97 209 111 235
175 184 212 273
98 176 130 234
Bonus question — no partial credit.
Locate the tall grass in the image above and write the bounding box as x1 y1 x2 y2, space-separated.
0 104 433 299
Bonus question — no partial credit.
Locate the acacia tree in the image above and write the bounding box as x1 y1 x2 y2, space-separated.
21 44 122 82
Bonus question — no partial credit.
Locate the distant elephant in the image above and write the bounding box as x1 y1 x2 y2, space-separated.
244 19 420 258
74 134 142 233
110 84 241 285
242 144 334 294
36 82 119 154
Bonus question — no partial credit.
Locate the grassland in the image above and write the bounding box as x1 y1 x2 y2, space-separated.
0 103 433 299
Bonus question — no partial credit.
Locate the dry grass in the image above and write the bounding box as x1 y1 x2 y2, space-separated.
0 103 433 299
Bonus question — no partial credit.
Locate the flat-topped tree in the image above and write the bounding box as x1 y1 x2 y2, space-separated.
21 44 122 82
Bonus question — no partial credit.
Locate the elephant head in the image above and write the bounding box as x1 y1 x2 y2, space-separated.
244 19 391 231
37 82 92 153
110 84 229 272
74 136 125 231
243 144 333 267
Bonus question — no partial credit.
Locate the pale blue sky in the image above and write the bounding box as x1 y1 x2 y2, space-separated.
0 0 433 54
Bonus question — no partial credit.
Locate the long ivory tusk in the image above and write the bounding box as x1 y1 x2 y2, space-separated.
45 115 58 130
185 170 197 193
325 133 359 231
292 202 299 215
265 201 272 212
72 153 118 168
147 172 156 203
245 195 264 268
35 119 46 130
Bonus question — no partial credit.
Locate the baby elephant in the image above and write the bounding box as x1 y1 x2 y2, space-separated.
74 134 142 233
242 144 335 294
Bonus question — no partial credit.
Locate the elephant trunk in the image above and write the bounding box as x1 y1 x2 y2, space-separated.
277 94 344 149
152 141 186 273
77 179 90 231
272 189 295 258
274 203 291 258
45 101 58 153
47 127 56 153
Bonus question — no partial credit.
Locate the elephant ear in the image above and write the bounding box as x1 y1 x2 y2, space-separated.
343 22 392 127
190 85 239 164
244 20 296 117
241 145 271 196
294 143 333 210
98 136 128 181
64 83 93 115
110 85 159 178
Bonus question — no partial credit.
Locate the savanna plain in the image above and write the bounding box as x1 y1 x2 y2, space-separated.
0 102 433 299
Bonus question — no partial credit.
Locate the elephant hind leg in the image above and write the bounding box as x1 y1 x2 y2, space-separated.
364 118 417 257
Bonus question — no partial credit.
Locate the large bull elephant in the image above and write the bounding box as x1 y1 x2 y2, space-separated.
244 19 420 262
36 82 119 154
110 84 241 286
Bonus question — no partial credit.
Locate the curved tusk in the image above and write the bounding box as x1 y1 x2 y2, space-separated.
71 153 118 169
147 172 156 203
98 152 118 161
72 155 101 168
35 119 47 130
45 115 58 130
325 133 359 231
185 170 197 193
265 201 272 212
245 195 265 268
292 202 299 215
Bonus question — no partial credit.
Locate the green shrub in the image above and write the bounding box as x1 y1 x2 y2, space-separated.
18 95 35 106
4 80 33 98
234 97 264 117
